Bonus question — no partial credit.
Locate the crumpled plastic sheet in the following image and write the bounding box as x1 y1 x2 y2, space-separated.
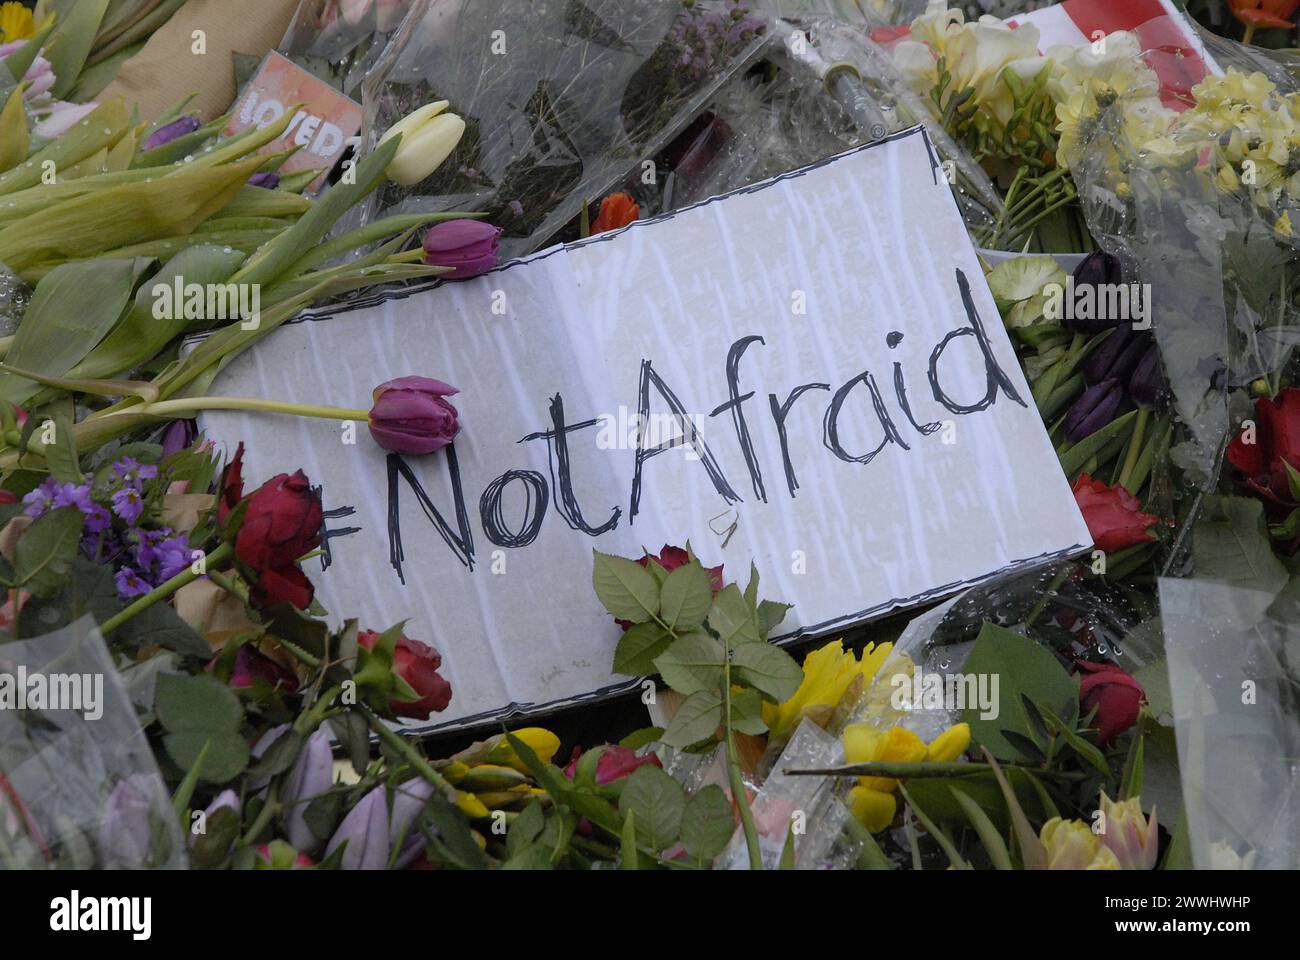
279 0 418 96
0 615 185 869
1159 578 1300 870
347 0 773 259
1069 26 1300 545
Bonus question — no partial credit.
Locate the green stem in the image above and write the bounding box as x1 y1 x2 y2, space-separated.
357 703 459 805
99 542 234 635
1243 23 1257 47
94 396 370 422
1117 406 1151 493
723 647 763 870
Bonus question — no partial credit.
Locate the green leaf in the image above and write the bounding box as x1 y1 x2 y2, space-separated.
39 411 82 484
155 673 243 734
1 258 142 404
729 687 768 735
960 623 1078 761
660 691 723 748
613 621 672 676
1039 701 1112 776
706 584 761 645
14 507 85 597
1194 496 1289 596
757 600 793 637
619 811 639 870
948 784 1012 869
1058 410 1137 481
679 784 734 863
46 0 112 99
591 550 660 624
779 825 796 869
731 643 803 702
658 561 713 630
618 765 685 852
619 727 664 750
653 632 724 695
163 730 248 785
115 601 211 659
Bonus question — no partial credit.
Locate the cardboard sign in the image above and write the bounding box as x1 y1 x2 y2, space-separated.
200 127 1091 731
224 51 362 192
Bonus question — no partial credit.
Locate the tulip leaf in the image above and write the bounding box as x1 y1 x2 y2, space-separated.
0 98 130 197
14 506 85 597
4 19 55 84
960 623 1078 761
1058 410 1136 482
659 690 722 748
948 785 1013 870
658 561 713 631
0 258 142 403
679 784 734 864
0 84 28 173
730 642 803 702
618 765 685 852
653 632 723 695
591 549 659 624
46 0 112 99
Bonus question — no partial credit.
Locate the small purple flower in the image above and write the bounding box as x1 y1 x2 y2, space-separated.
115 567 152 599
52 482 94 513
84 504 113 534
155 537 190 581
143 115 201 151
21 477 60 518
111 486 144 524
113 458 157 485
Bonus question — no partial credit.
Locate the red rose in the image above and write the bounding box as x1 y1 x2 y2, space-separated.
1072 474 1160 553
0 489 16 505
227 644 299 693
357 629 453 719
234 470 323 609
1077 660 1145 746
563 744 662 785
1226 387 1300 519
616 545 724 631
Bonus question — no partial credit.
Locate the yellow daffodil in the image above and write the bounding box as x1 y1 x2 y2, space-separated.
0 2 34 43
1097 793 1158 870
1040 817 1120 869
842 722 970 833
763 639 893 739
485 727 561 772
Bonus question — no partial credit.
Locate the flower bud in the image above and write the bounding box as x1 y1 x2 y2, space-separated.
421 219 502 278
282 729 335 853
1064 250 1127 335
367 376 461 455
1128 342 1168 408
380 100 465 186
143 115 201 151
1063 378 1123 442
327 785 390 870
1097 793 1158 870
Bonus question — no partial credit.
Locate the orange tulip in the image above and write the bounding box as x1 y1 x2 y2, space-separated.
1230 0 1300 40
591 192 639 234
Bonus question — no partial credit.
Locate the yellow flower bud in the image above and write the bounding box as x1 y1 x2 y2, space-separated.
925 723 971 763
380 100 466 187
1040 817 1120 870
455 790 490 820
486 727 561 772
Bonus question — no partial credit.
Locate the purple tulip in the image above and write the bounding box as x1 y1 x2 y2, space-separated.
367 376 460 455
99 774 166 868
143 115 202 151
1064 378 1124 442
1084 327 1149 385
389 779 435 869
421 220 502 278
1128 342 1168 408
248 172 281 190
326 786 390 870
282 729 335 853
1064 250 1127 335
161 418 196 458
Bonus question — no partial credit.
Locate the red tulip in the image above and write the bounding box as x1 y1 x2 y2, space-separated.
1229 0 1300 30
1072 474 1160 553
368 376 461 456
1227 387 1300 517
357 629 453 719
591 192 639 234
1076 661 1145 745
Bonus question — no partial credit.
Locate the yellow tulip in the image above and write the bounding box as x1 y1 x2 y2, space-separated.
1040 818 1120 870
379 100 466 187
1097 793 1158 870
764 640 893 738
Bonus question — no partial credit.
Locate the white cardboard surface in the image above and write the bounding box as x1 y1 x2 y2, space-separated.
201 127 1091 730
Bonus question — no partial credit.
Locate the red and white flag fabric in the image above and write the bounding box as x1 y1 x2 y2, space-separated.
1007 0 1219 109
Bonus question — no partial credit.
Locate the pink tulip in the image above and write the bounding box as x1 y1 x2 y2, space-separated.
367 376 460 455
421 220 502 279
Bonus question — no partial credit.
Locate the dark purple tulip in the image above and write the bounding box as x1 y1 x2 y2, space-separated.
367 376 460 455
1065 250 1127 335
1128 342 1168 408
421 220 502 278
1085 327 1150 385
248 172 281 190
1064 378 1123 442
161 418 196 458
143 115 202 151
